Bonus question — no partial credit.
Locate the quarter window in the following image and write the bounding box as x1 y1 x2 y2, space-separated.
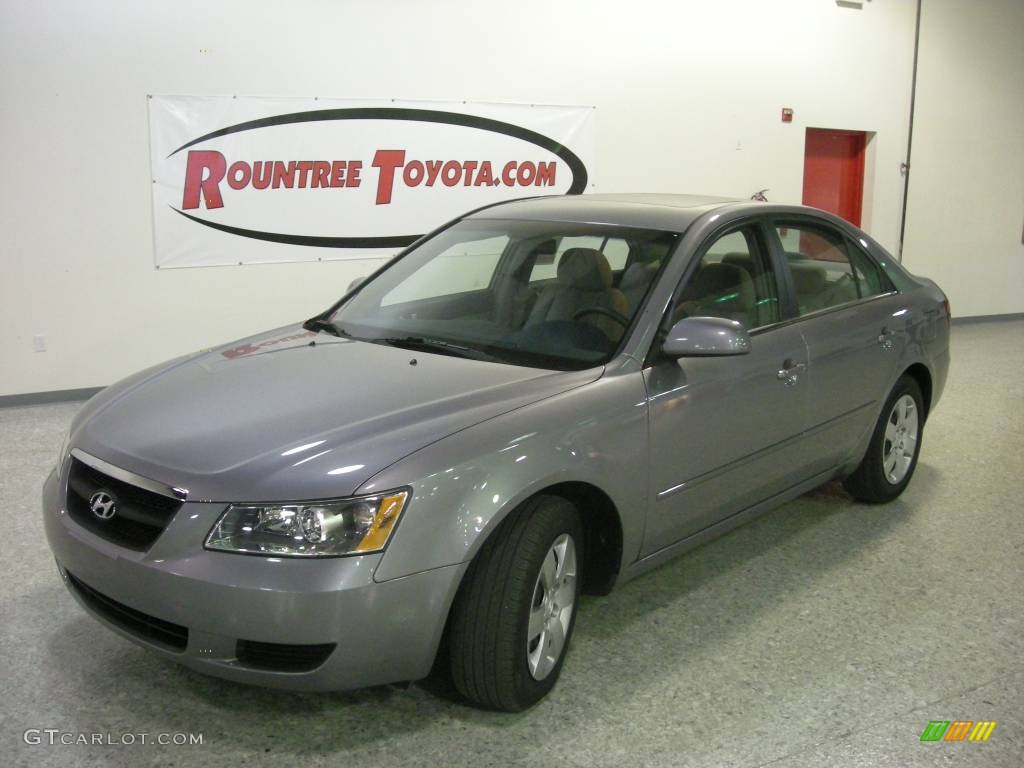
847 239 894 296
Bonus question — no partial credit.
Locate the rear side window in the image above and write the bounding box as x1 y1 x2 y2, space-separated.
775 223 889 315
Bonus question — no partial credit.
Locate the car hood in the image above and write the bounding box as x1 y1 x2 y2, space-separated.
72 325 600 501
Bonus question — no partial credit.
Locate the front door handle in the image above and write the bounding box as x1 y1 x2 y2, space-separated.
777 359 806 386
878 326 895 351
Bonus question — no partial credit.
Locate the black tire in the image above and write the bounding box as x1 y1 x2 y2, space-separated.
843 374 925 503
448 495 583 711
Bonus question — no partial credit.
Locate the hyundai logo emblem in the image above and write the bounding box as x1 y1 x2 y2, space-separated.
89 490 117 520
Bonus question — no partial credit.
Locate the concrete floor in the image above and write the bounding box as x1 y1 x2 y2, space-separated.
3 320 1022 767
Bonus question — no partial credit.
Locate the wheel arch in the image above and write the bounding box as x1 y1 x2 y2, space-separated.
903 362 933 420
429 480 625 690
535 481 624 595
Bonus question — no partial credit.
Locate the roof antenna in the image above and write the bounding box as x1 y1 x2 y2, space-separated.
751 189 769 202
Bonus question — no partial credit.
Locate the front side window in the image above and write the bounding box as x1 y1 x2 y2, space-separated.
775 223 890 315
668 226 782 330
331 219 679 370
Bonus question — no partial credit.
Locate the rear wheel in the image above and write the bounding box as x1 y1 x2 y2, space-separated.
843 375 924 503
449 495 582 711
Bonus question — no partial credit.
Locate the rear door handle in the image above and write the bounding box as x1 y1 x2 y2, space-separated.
777 359 806 386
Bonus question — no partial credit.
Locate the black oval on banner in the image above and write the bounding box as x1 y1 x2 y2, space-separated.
169 107 589 249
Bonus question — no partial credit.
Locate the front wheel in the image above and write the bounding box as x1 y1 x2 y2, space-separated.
843 375 925 503
448 495 583 711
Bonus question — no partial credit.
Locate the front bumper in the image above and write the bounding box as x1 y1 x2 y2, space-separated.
42 466 465 691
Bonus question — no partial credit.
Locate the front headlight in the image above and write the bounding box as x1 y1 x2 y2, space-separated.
204 490 410 557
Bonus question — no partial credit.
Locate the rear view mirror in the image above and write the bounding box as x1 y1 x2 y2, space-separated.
661 317 751 357
347 276 366 293
532 238 558 265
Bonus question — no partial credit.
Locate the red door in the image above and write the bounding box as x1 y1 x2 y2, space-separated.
802 128 866 226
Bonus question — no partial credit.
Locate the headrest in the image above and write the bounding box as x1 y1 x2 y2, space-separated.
790 264 827 295
722 252 755 271
633 242 669 264
557 248 612 290
691 262 751 295
620 261 660 290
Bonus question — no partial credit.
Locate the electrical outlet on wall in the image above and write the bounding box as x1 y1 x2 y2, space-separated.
33 334 47 352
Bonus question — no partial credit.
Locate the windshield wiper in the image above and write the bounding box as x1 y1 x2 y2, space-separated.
375 336 503 363
302 317 344 337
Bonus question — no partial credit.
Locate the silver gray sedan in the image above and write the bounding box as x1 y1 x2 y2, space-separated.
43 194 950 711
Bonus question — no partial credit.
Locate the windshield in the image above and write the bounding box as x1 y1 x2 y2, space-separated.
330 218 679 370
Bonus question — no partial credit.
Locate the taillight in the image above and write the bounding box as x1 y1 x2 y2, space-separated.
942 295 951 323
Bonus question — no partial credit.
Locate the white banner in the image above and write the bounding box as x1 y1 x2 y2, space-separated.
149 96 595 268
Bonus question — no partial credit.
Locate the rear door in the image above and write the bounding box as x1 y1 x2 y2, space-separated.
642 222 815 554
769 219 904 473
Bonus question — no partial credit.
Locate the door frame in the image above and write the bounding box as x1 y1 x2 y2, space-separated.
802 127 868 227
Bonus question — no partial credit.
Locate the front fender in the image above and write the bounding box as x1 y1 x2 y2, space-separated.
363 369 649 583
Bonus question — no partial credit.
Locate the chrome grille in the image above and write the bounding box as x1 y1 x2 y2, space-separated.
65 456 182 550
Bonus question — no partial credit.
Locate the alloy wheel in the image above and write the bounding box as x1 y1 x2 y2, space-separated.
526 533 577 681
883 394 918 484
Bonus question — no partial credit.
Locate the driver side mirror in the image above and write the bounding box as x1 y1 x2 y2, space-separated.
661 317 751 357
347 276 366 293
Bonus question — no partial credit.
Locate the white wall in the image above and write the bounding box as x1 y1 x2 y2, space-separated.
1 0 921 396
901 0 1024 318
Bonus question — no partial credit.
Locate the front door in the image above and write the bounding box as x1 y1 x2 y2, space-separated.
642 224 813 555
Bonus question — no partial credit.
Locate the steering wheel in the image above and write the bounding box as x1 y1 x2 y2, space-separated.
573 306 631 328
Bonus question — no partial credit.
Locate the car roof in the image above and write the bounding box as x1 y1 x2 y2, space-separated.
465 193 758 232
